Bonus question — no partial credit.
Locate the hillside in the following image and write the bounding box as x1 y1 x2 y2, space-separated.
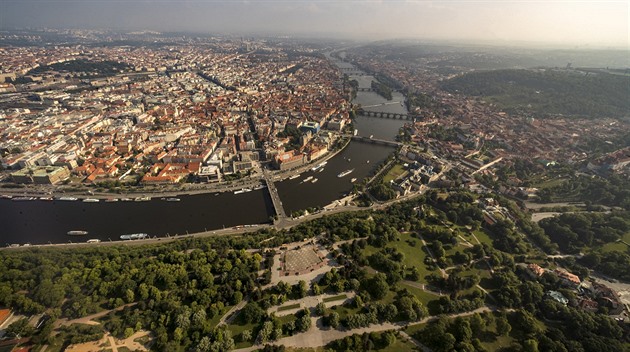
441 69 630 118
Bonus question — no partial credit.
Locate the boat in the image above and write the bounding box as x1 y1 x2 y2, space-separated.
86 239 101 243
104 198 119 202
347 158 351 162
302 176 314 183
134 196 151 202
120 233 148 240
311 161 327 172
311 178 318 183
39 197 54 201
234 188 252 194
1 195 13 199
289 174 301 180
58 197 78 201
67 230 88 236
253 185 266 190
350 178 357 183
214 193 219 196
353 129 358 136
337 169 354 178
166 198 181 202
367 160 370 164
12 196 34 201
369 135 373 139
120 198 133 202
82 198 100 203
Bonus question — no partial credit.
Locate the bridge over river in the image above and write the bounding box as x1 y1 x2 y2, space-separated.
357 108 420 121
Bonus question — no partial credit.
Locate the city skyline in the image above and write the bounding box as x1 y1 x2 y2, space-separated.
1 0 628 48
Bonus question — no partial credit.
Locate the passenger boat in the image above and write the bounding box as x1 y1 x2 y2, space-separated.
58 197 78 201
82 198 100 203
311 178 318 183
67 230 88 236
86 239 101 243
288 174 301 180
120 233 148 240
337 169 354 178
166 198 181 202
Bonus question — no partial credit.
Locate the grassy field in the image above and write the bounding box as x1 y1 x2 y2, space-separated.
383 163 406 183
362 232 436 281
600 233 630 253
227 310 258 349
399 282 440 306
377 337 417 351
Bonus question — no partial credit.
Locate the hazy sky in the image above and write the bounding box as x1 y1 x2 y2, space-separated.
0 0 628 47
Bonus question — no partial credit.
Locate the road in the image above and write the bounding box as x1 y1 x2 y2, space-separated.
232 306 493 352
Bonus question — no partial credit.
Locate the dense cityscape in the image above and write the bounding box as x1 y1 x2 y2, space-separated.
0 17 629 352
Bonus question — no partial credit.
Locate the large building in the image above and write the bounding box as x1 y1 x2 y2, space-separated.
11 166 70 185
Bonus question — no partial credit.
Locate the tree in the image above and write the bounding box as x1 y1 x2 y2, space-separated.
496 315 512 336
241 329 252 342
328 312 340 329
315 302 326 316
241 303 264 324
454 317 472 342
470 313 486 335
523 339 539 352
296 314 311 332
365 273 389 300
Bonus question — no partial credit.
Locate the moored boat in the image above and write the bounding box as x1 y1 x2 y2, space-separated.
82 198 100 203
86 239 101 243
58 197 78 201
120 233 148 240
67 230 88 236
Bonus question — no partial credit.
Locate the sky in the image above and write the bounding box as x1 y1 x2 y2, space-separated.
0 0 628 47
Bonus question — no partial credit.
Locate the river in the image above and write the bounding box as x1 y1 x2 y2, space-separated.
0 52 407 245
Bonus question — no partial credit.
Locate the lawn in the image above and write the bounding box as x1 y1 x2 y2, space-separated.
278 303 301 312
399 282 440 306
329 303 360 321
600 232 630 253
229 321 258 349
377 337 417 352
323 294 348 303
382 163 406 183
362 232 436 281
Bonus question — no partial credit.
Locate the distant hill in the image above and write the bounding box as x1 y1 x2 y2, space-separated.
441 69 630 118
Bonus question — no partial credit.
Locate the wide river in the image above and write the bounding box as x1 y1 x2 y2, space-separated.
0 55 408 245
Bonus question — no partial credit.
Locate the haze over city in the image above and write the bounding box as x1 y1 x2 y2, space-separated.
1 0 628 47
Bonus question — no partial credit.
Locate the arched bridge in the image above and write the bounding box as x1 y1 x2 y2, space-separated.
356 108 420 121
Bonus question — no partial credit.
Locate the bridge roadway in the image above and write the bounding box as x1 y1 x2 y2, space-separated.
357 108 419 121
262 169 287 223
350 135 402 147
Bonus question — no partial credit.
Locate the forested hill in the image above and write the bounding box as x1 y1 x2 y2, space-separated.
441 69 630 118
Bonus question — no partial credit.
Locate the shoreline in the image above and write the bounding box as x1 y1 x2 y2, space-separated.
0 137 353 201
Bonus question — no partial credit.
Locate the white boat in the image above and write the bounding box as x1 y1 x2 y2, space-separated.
311 161 327 172
350 178 357 183
166 198 181 202
234 188 252 194
67 230 88 236
0 195 12 199
12 196 34 201
58 196 78 201
104 198 119 202
86 239 101 243
120 198 133 202
311 178 318 183
39 197 54 201
83 198 100 203
120 233 148 240
289 174 301 180
338 169 354 178
302 176 314 183
367 160 370 164
134 197 151 202
253 185 267 190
